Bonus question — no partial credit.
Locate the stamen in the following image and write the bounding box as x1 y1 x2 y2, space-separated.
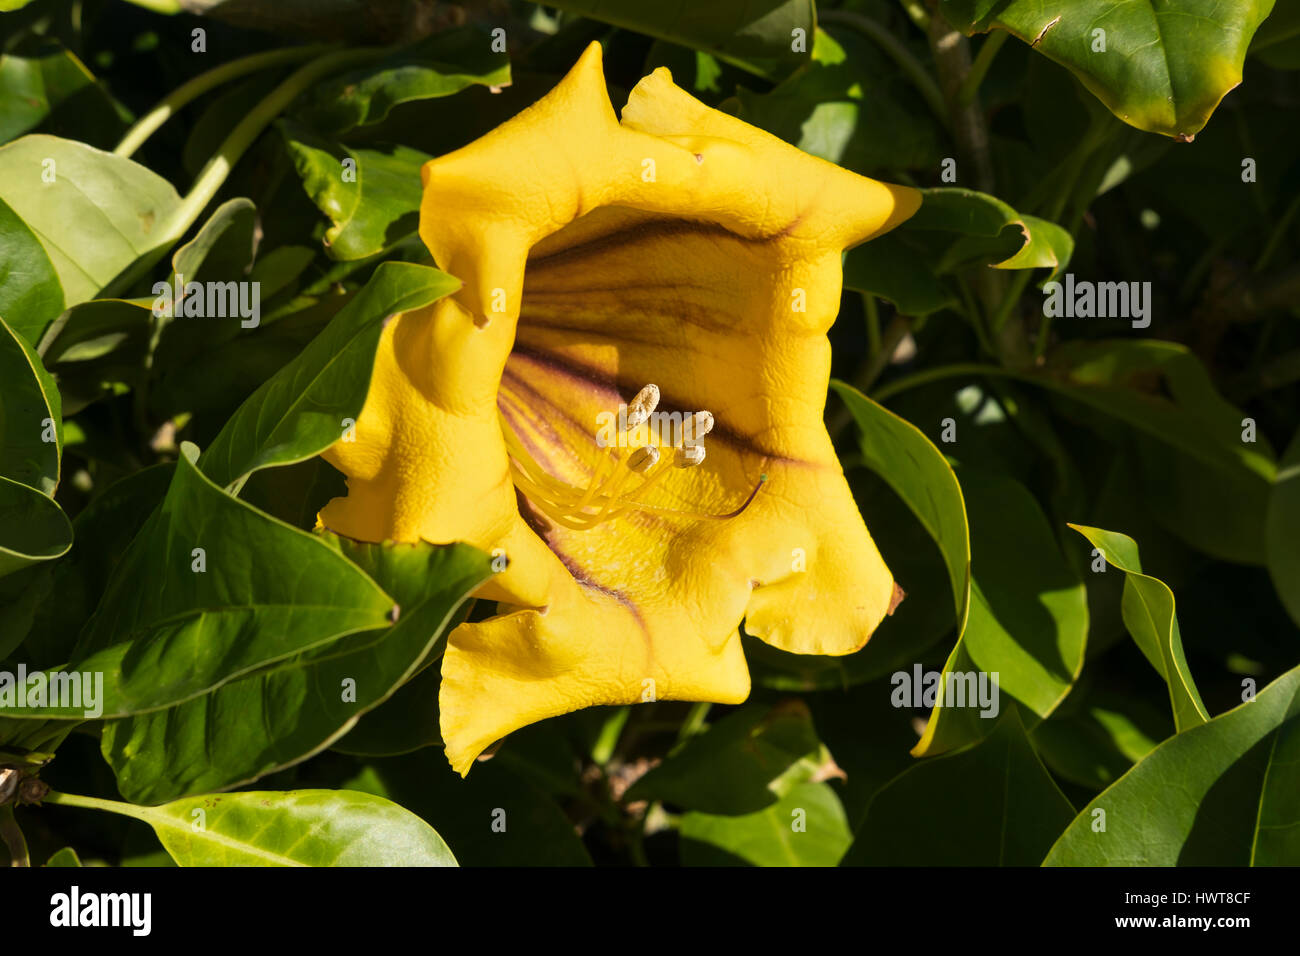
498 391 760 530
626 384 660 429
686 410 714 442
677 445 706 467
628 445 660 472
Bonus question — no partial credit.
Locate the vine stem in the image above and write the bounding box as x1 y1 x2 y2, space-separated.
957 31 1007 107
1 804 29 867
871 362 1015 402
818 9 949 131
42 790 146 818
164 46 384 245
114 45 333 158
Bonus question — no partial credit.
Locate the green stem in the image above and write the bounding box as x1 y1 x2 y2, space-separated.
677 702 712 742
957 31 1007 107
1 804 29 867
1255 190 1300 274
986 270 1033 336
871 362 1014 402
42 790 145 818
591 707 631 766
864 292 881 356
114 45 332 158
165 47 384 245
818 9 949 130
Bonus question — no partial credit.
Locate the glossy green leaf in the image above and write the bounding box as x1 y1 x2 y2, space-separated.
1266 427 1300 628
941 0 1277 139
0 134 181 306
0 311 61 494
0 473 71 581
199 261 459 491
103 538 490 803
0 196 63 345
844 188 1073 315
281 120 431 261
843 707 1075 865
679 780 851 866
832 381 970 623
914 469 1087 755
1045 664 1300 865
17 464 173 667
84 789 457 866
37 298 152 366
1 445 395 719
627 701 830 815
294 28 511 135
0 42 101 143
529 0 814 78
0 313 70 581
1070 525 1209 732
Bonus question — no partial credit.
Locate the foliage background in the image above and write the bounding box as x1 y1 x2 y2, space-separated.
0 0 1298 866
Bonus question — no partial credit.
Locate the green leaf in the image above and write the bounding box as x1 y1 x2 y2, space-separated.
293 28 511 135
1032 690 1169 790
0 42 102 143
199 261 459 491
1 445 395 719
832 381 970 625
1069 525 1209 732
0 135 182 306
627 701 830 815
1266 427 1300 628
0 311 61 493
912 188 1074 281
0 313 70 581
941 0 1277 139
281 120 431 261
37 298 152 366
103 538 490 803
528 0 814 78
732 27 943 175
0 196 63 345
80 789 457 866
1043 340 1274 563
915 469 1087 754
679 780 851 866
343 754 592 866
0 475 72 580
843 707 1075 865
844 188 1073 315
44 846 82 866
332 660 444 756
1045 664 1300 865
17 464 173 667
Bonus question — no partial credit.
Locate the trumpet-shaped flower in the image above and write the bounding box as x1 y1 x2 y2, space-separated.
319 42 920 774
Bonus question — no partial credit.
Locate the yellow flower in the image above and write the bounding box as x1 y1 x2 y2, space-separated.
319 42 920 774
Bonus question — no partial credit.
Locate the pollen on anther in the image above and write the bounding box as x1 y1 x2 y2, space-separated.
626 384 660 429
687 410 715 442
629 445 660 472
676 445 706 467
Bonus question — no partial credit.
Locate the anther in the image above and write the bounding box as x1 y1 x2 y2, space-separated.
626 384 660 430
676 445 706 467
628 445 660 473
685 410 714 443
